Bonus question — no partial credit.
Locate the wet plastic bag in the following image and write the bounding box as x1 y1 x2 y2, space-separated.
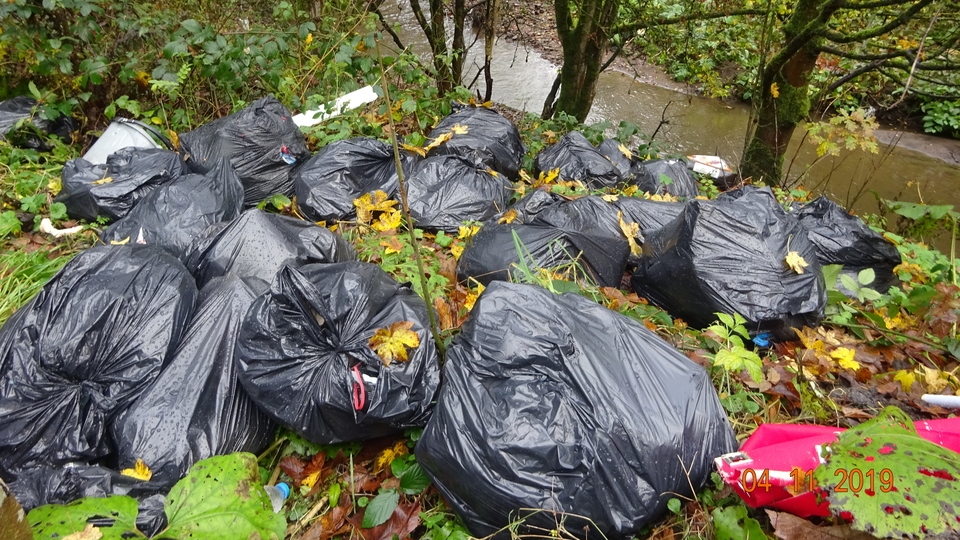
187 208 355 291
424 106 525 179
598 138 655 187
0 96 76 150
100 157 244 260
456 222 628 287
112 276 276 487
613 196 686 232
294 137 419 222
180 96 309 206
56 147 187 222
0 246 197 476
535 131 622 189
236 261 440 444
407 155 513 232
631 186 825 338
793 196 901 292
640 158 699 200
416 281 738 538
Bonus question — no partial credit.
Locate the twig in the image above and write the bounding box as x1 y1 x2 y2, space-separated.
375 41 444 355
885 7 941 110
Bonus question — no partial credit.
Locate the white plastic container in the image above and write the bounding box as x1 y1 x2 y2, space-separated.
82 119 166 165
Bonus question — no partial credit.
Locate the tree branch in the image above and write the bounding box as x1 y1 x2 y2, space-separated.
822 0 935 43
611 7 767 36
837 0 922 10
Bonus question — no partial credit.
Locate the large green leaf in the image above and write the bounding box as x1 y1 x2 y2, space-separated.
362 489 399 529
29 495 143 540
711 505 766 540
815 406 960 538
160 453 286 539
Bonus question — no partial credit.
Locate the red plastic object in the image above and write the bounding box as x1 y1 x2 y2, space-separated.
714 419 960 517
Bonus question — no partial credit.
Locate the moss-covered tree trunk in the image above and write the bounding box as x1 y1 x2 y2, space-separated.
741 0 838 184
552 0 619 122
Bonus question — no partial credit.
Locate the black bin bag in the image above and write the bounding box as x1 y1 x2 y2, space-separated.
186 208 355 291
598 138 655 187
180 96 309 206
236 261 440 444
415 281 738 539
0 96 76 150
100 157 244 260
294 137 419 223
112 276 276 487
425 106 525 179
56 147 186 222
613 196 686 232
640 158 699 200
456 222 628 288
0 245 197 477
407 155 513 232
793 196 901 292
631 186 826 339
534 131 622 189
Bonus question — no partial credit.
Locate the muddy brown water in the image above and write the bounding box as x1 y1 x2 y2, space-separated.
382 3 960 237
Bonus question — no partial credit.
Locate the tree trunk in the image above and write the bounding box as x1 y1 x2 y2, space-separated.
548 0 619 122
741 0 838 184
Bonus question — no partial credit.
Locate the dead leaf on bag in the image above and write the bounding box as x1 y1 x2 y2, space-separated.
120 458 152 481
785 251 808 274
369 321 420 366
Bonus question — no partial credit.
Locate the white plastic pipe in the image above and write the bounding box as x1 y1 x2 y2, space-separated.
921 394 960 408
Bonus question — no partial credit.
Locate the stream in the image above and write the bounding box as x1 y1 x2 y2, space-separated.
381 3 960 225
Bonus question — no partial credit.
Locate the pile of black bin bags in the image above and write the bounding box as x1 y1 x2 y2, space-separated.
2 100 897 537
416 281 738 538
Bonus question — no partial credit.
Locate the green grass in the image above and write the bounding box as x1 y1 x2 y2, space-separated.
0 249 75 326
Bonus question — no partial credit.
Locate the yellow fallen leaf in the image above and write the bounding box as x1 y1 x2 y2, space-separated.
400 143 426 158
486 168 499 177
423 132 453 152
617 211 642 256
771 82 780 99
498 209 518 224
167 129 180 150
601 194 619 202
830 347 860 371
618 143 633 160
302 469 321 489
380 235 404 254
533 168 560 187
121 458 153 481
92 176 113 185
64 524 103 540
449 123 469 135
922 365 950 393
622 185 639 197
374 440 408 473
353 190 397 224
893 369 918 392
110 237 131 245
451 244 464 260
369 321 420 366
372 208 402 232
785 251 808 274
458 224 480 240
465 281 485 311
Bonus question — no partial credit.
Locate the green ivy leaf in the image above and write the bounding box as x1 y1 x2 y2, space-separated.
815 406 960 538
361 489 399 528
161 453 286 539
667 498 681 514
29 496 142 539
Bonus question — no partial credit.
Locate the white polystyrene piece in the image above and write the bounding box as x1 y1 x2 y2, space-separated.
293 86 379 128
687 155 733 179
921 394 960 408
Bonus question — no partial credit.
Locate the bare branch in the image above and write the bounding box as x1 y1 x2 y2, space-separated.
611 7 767 36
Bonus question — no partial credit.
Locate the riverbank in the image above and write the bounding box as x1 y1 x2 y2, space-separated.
489 0 960 166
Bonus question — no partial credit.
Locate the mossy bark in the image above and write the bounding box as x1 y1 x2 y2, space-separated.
741 0 840 184
552 0 619 122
